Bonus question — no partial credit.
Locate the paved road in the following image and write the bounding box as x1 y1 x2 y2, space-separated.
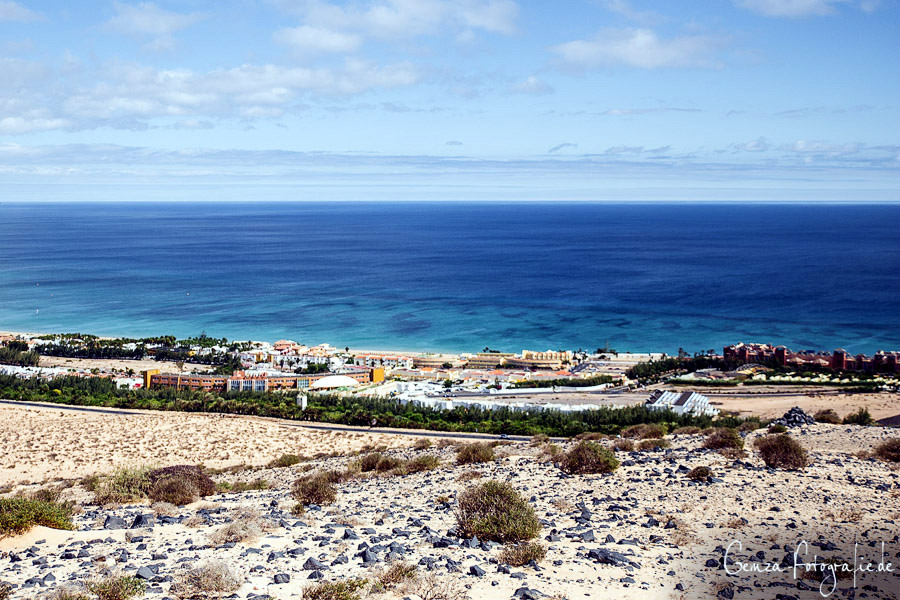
0 398 561 442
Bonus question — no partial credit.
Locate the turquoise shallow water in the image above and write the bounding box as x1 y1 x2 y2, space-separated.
0 202 898 355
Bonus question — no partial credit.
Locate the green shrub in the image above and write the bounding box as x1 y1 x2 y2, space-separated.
303 579 368 600
455 480 541 543
85 576 145 600
291 473 337 506
405 454 442 473
702 428 744 451
0 497 74 538
498 541 547 566
843 407 874 426
754 434 809 469
873 438 900 463
558 441 619 474
621 423 667 439
638 438 671 451
686 466 712 481
768 424 788 434
93 466 152 505
455 442 495 465
267 453 303 468
813 409 842 424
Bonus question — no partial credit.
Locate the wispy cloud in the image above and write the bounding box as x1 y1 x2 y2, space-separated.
735 0 849 17
0 0 40 21
552 28 726 70
548 142 577 153
730 137 770 152
601 106 702 116
105 2 204 37
600 0 665 25
273 25 362 55
508 75 553 95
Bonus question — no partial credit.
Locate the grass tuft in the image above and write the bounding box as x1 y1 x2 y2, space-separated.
455 442 495 465
456 480 540 543
498 541 547 566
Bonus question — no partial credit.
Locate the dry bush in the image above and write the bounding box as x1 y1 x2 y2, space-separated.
551 498 573 513
671 426 701 435
612 438 634 452
358 453 386 472
171 561 242 599
148 466 216 497
686 466 712 481
151 502 179 517
183 515 206 528
843 407 874 426
824 507 864 523
498 542 547 566
456 480 540 543
412 438 433 450
374 561 418 591
638 438 671 451
767 424 788 434
573 431 606 441
723 516 749 529
718 447 747 460
702 428 744 451
435 438 458 448
405 454 442 473
149 477 199 506
738 421 761 433
402 572 467 600
539 443 563 461
873 438 900 463
43 585 91 600
455 442 495 465
209 507 272 545
530 433 550 446
753 434 808 469
621 423 667 439
456 470 483 482
291 473 337 506
216 478 270 493
558 441 619 474
813 409 842 424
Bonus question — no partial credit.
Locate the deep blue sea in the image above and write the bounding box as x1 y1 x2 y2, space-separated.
1 202 898 355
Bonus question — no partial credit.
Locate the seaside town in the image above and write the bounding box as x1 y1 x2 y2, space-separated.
1 333 898 419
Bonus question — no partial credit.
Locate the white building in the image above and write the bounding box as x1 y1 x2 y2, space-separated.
645 390 719 416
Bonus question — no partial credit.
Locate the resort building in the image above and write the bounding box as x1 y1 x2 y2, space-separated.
353 354 414 369
464 352 514 369
505 350 574 370
645 389 718 417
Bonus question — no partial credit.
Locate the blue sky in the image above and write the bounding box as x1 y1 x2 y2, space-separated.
1 0 898 201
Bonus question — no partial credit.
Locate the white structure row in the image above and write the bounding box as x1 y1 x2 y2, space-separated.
644 390 719 416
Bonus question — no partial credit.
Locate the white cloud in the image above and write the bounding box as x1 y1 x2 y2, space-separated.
105 2 204 38
0 116 70 134
601 106 701 115
548 142 577 153
553 28 723 70
600 0 664 25
0 1 40 22
276 0 517 40
274 25 362 54
730 137 770 152
509 75 553 95
735 0 848 17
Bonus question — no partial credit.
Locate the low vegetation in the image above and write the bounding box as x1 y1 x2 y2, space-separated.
0 497 74 538
455 480 541 543
92 466 152 505
843 407 874 426
210 507 272 545
498 541 547 566
621 423 667 439
754 434 809 469
702 428 744 451
267 453 304 468
638 438 671 451
767 424 788 434
291 473 337 506
686 466 712 481
813 409 842 424
455 442 495 465
557 441 619 474
171 561 243 599
216 478 269 493
85 575 145 600
612 438 634 452
303 579 368 600
374 561 418 592
873 438 900 463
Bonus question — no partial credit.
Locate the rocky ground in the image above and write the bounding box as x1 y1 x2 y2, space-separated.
1 418 899 600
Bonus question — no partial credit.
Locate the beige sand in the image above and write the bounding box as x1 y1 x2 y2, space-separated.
0 404 420 485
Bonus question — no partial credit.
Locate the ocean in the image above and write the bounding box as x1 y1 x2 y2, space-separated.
0 202 898 355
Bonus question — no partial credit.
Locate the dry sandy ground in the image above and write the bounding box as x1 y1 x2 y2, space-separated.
707 391 899 421
38 355 214 375
1 422 898 599
0 404 421 485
